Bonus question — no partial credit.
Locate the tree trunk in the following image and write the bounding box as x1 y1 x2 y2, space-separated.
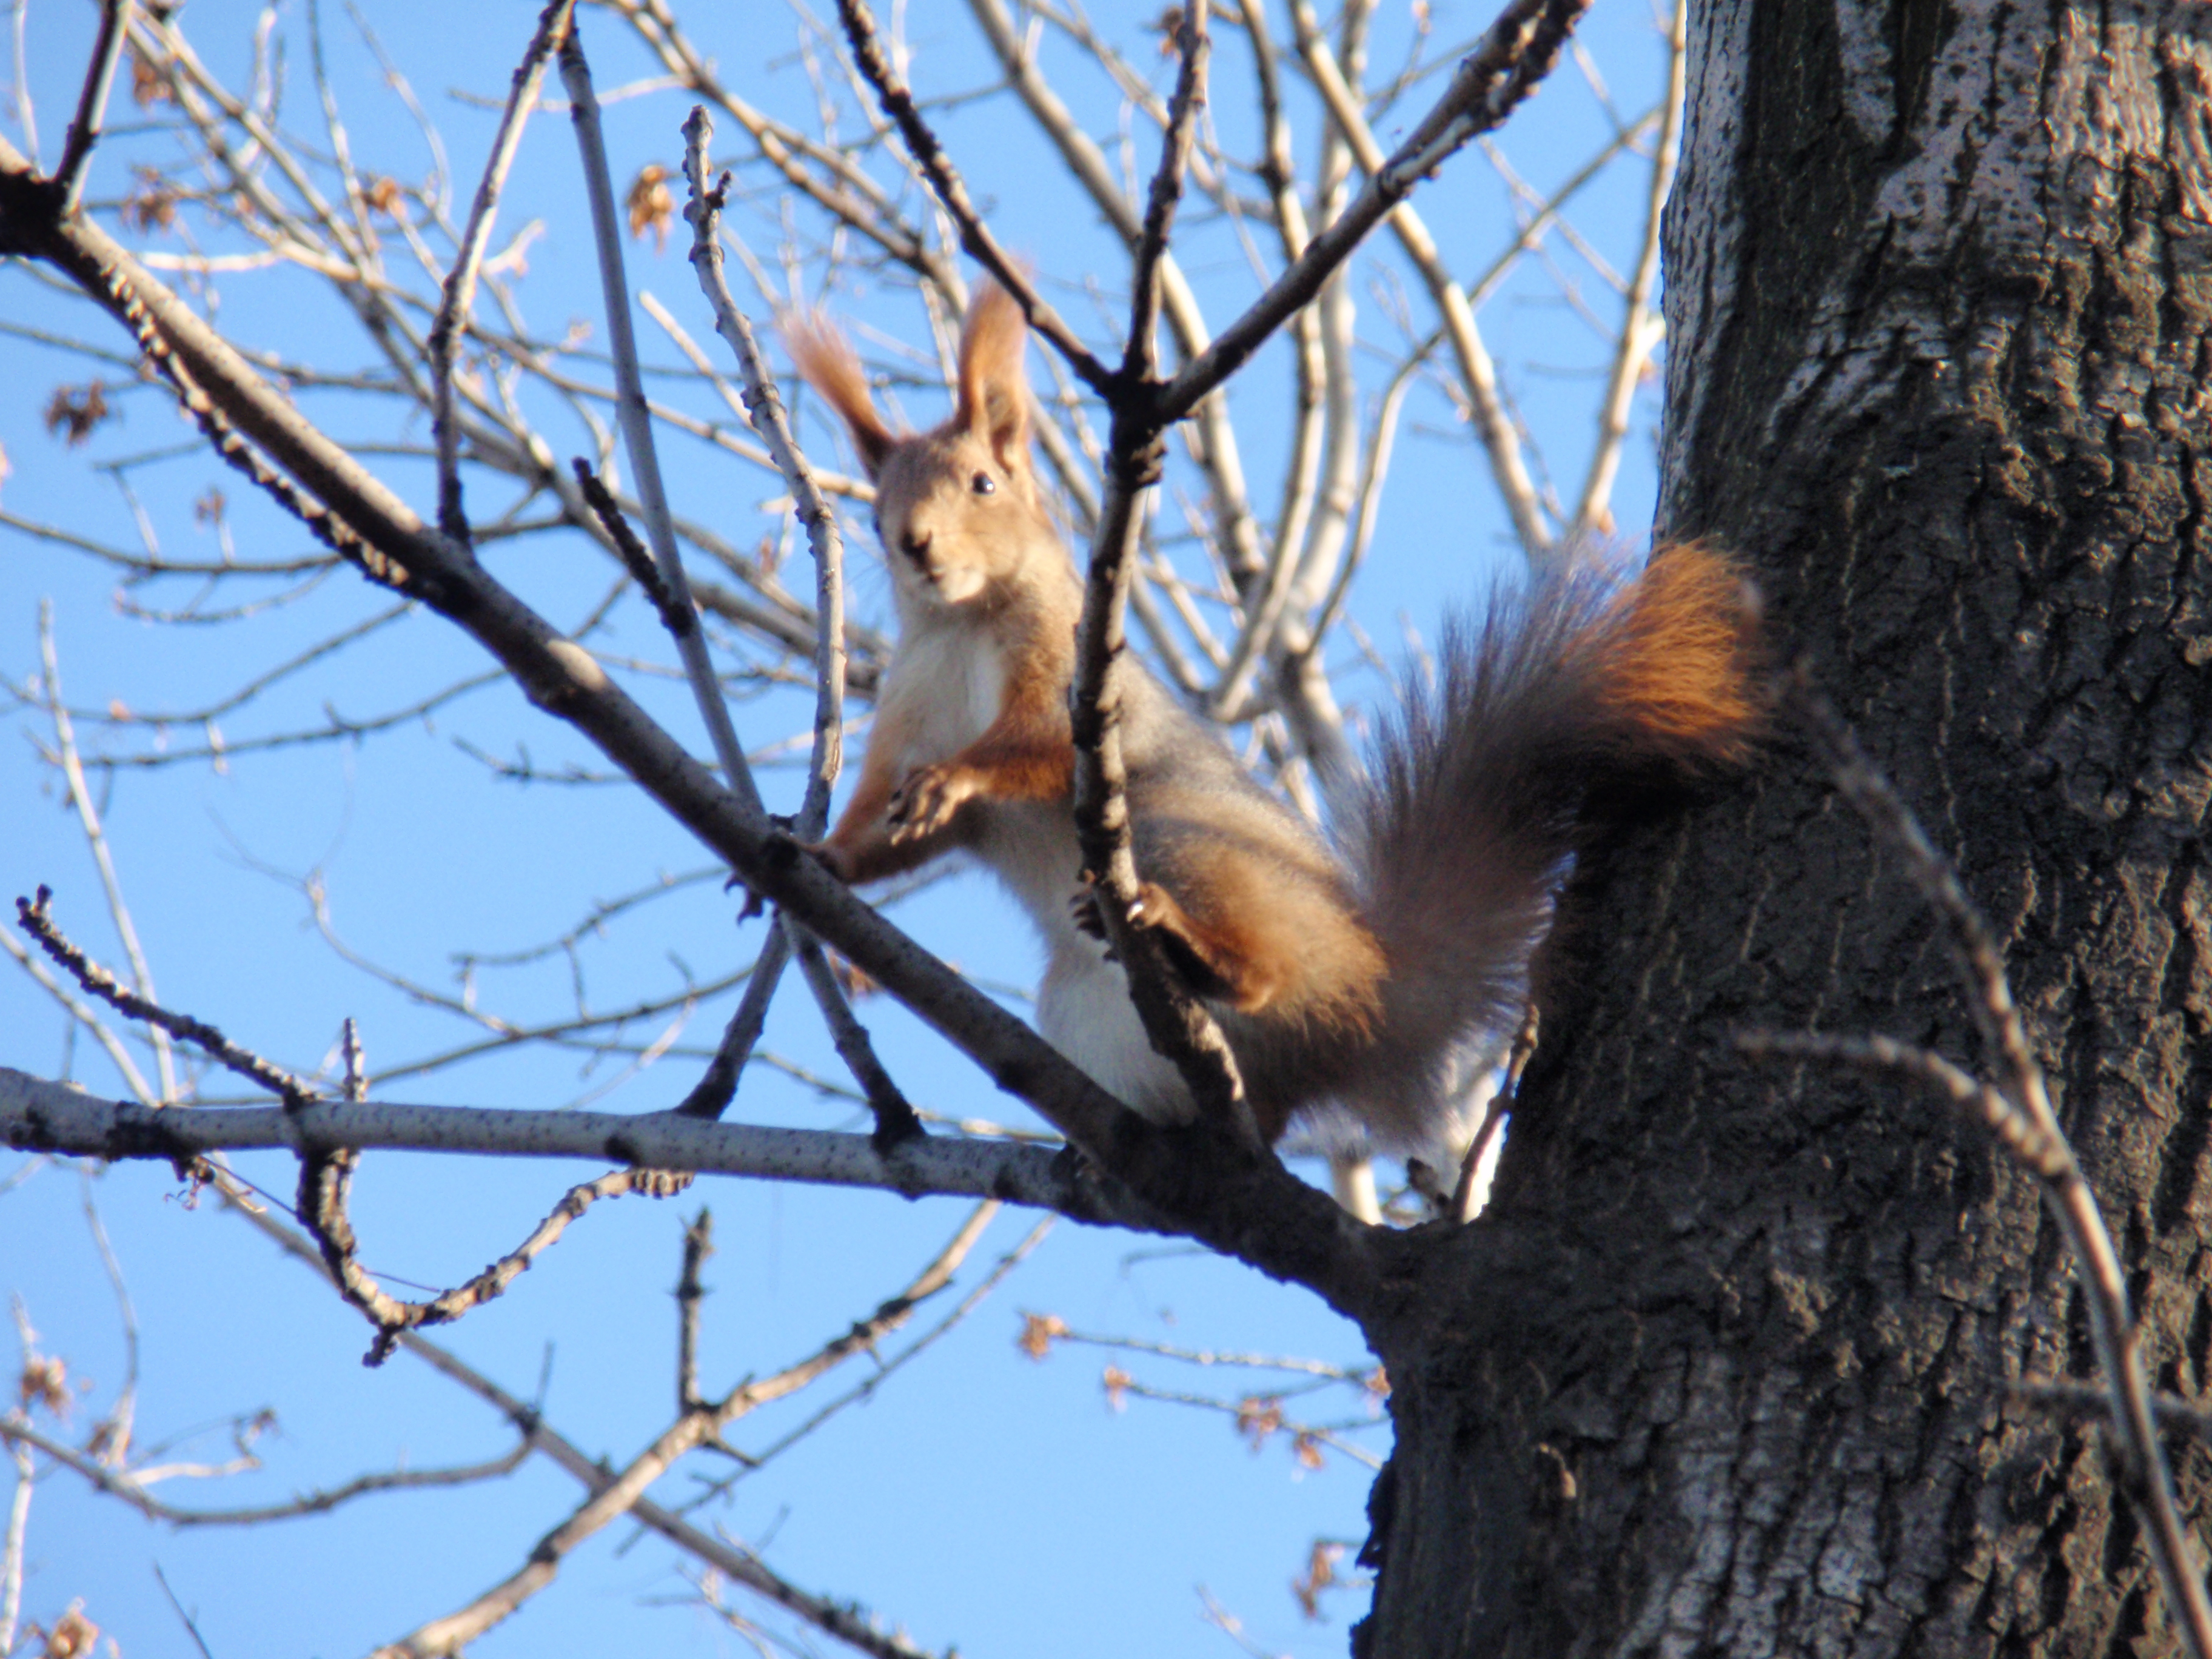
1355 2 2212 1653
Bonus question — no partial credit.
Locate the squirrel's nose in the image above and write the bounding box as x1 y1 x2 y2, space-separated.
900 528 931 563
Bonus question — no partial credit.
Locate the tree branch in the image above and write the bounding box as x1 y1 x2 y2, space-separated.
372 1202 998 1656
831 0 1117 397
1159 0 1593 427
430 0 576 540
52 0 131 214
0 120 1384 1318
0 1065 1161 1225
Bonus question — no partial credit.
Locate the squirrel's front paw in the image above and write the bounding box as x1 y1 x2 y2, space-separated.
886 763 973 842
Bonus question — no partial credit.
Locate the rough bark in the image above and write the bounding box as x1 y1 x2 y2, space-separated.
1353 2 2212 1654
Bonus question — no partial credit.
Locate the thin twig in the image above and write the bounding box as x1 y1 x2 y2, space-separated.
1161 0 1594 428
1305 337 1428 651
680 109 847 839
0 1415 531 1527
572 458 681 628
675 1206 712 1413
679 108 911 1133
0 1434 28 1655
15 886 306 1104
1570 0 1683 537
78 1173 141 1464
833 0 1116 397
2017 1378 2212 1442
1290 0 1550 557
1734 1030 2066 1177
430 0 575 540
1452 1001 1533 1222
37 606 179 1103
960 0 1276 619
674 925 791 1120
372 1202 998 1657
153 1562 217 1659
53 0 130 213
789 931 924 1149
213 1164 951 1659
301 1159 691 1366
559 25 762 818
717 1217 1054 1481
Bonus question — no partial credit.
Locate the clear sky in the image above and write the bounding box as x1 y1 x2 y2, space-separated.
0 3 1670 1654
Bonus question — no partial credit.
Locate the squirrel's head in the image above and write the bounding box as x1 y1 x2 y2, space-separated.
785 282 1059 613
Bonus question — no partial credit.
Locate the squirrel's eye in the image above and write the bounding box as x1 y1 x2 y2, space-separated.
970 471 996 496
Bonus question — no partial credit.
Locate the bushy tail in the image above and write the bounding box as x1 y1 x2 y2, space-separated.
1341 541 1761 1147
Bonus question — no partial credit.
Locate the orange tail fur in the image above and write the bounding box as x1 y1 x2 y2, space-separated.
1340 541 1761 1147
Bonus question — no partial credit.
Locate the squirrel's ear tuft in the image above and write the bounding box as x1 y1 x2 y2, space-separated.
783 311 899 480
955 281 1031 473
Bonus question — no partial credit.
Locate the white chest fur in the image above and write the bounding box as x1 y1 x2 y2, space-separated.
882 615 1006 773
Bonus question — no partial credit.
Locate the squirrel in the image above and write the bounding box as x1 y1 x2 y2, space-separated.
785 282 1760 1150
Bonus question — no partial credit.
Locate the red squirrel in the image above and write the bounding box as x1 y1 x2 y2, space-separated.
787 283 1760 1149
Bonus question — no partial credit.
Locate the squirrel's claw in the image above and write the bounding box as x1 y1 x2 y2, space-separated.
886 763 973 842
1068 885 1118 957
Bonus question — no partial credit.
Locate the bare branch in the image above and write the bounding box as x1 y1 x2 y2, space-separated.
832 0 1116 396
0 119 1384 1304
560 25 762 819
15 886 307 1104
789 929 923 1149
36 606 179 1102
1734 1029 2066 1177
1125 4 1210 378
0 1415 531 1527
1570 0 1683 537
673 925 792 1121
300 1160 693 1366
679 112 850 837
0 1432 28 1655
219 1190 971 1659
0 1066 1158 1225
1290 0 1550 557
53 0 130 213
675 1207 711 1412
1065 5 1256 1144
430 0 576 540
1160 0 1594 428
372 1202 999 1656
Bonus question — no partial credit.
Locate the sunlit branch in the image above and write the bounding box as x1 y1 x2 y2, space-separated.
0 1066 1158 1222
1158 0 1593 433
372 1202 999 1656
227 1192 961 1659
1570 0 1683 537
35 608 177 1101
0 1416 531 1527
1290 0 1550 558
